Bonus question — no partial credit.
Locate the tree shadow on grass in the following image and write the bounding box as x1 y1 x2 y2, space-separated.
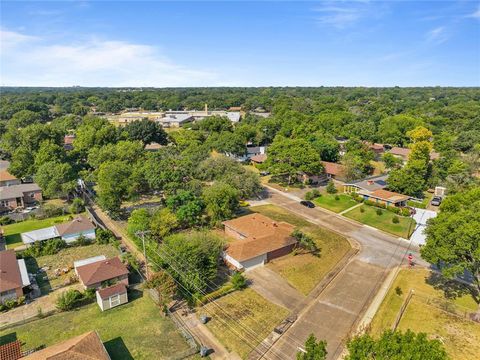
425 271 479 304
0 332 17 346
104 337 134 360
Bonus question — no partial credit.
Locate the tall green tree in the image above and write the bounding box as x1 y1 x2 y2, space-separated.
96 160 132 213
202 182 239 225
35 161 76 198
345 330 448 360
296 334 327 360
266 136 322 184
421 187 480 317
124 118 168 145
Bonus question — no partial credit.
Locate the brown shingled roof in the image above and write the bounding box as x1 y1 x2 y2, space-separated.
368 189 410 203
0 250 23 293
55 216 95 236
97 283 127 300
321 161 345 177
223 213 297 261
22 331 110 360
0 169 18 182
250 154 267 163
76 257 128 287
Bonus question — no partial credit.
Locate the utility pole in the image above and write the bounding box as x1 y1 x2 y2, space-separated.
135 230 151 279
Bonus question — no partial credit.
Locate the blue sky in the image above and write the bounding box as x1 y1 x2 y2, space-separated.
1 1 479 87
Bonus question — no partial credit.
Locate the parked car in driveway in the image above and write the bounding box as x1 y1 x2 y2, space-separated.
300 200 315 208
431 196 442 206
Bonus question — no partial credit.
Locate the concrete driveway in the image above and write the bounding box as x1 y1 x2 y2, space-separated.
246 266 305 310
256 186 429 360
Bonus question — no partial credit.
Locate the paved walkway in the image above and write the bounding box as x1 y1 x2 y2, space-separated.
246 267 305 309
338 202 363 215
0 283 83 328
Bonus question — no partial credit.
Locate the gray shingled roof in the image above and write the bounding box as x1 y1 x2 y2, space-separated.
0 183 41 200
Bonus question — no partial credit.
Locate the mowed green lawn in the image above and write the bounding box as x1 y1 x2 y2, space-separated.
0 291 193 360
203 288 289 359
313 194 358 213
343 204 415 238
2 215 74 249
251 205 352 295
370 269 479 360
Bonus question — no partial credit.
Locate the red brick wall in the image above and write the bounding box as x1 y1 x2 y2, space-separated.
266 244 296 262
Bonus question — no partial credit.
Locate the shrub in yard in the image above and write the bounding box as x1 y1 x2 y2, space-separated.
392 216 400 224
23 238 67 257
96 228 116 244
304 191 315 201
231 272 247 290
326 180 337 194
376 209 383 216
0 216 14 225
56 289 93 311
400 208 411 217
4 299 16 310
395 286 403 296
360 206 365 213
334 195 340 201
75 235 93 246
292 229 320 257
69 198 85 214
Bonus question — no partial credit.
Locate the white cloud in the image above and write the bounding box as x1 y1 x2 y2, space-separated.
312 1 377 29
426 26 449 44
0 29 218 87
467 5 480 19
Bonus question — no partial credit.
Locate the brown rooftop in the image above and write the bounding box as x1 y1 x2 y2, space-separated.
223 213 297 261
250 154 267 163
321 161 345 176
0 340 22 360
0 169 18 182
97 283 127 300
368 189 410 203
55 216 95 236
0 250 23 293
22 331 110 360
76 257 128 287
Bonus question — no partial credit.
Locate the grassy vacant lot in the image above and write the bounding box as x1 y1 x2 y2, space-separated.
370 269 479 360
0 291 192 360
25 243 120 292
251 205 351 295
2 215 74 249
313 194 358 213
344 204 415 238
203 288 289 359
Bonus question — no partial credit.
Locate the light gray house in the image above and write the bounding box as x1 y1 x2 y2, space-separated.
96 283 128 311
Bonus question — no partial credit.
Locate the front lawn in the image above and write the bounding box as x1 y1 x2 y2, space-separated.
343 204 415 238
313 194 358 213
202 288 289 359
251 205 352 295
2 215 74 249
370 269 479 360
0 291 194 359
24 243 120 293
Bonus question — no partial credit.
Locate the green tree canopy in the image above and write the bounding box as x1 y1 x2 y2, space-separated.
123 118 168 145
202 182 239 225
296 334 327 360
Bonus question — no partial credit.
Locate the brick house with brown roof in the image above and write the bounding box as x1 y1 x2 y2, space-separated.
222 213 297 271
74 257 129 290
358 189 410 207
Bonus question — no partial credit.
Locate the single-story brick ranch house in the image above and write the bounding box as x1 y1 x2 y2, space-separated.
222 213 297 271
21 216 96 245
0 250 31 304
74 256 129 289
358 189 410 207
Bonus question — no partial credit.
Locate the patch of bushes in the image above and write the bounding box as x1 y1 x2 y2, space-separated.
407 200 427 209
326 180 337 194
56 288 95 311
376 208 383 216
74 235 93 246
231 272 247 290
0 216 14 225
304 189 321 201
195 284 235 306
334 195 340 200
22 238 67 257
359 206 365 213
392 216 400 224
96 228 117 244
0 296 26 312
292 229 320 257
69 198 85 214
35 204 69 220
351 193 364 203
